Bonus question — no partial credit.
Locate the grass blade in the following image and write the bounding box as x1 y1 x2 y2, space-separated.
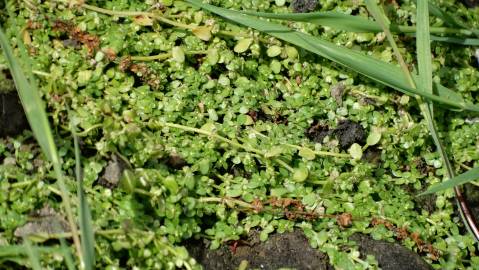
426 0 465 28
425 0 479 36
414 5 478 241
421 167 479 195
428 35 479 45
59 237 76 270
23 238 42 270
414 0 455 194
73 122 96 270
365 0 414 86
240 10 382 32
0 25 83 261
416 0 434 116
186 0 479 112
240 9 476 39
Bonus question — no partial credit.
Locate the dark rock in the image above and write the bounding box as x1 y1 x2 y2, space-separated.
166 153 187 170
330 82 345 106
99 154 128 189
0 91 29 137
291 0 318 13
186 230 332 270
350 233 433 270
14 205 70 238
333 120 366 150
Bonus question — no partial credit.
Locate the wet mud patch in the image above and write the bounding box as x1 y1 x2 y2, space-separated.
333 120 366 150
305 121 330 143
0 91 29 137
305 119 366 150
186 230 332 270
350 233 433 270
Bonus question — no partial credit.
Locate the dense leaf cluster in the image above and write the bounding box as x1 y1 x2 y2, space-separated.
0 0 478 269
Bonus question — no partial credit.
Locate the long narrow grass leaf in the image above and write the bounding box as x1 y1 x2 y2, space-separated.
416 0 434 115
410 3 474 242
428 35 479 45
421 167 479 195
23 238 42 270
0 245 61 257
426 0 465 28
240 9 475 38
59 237 76 270
186 0 479 112
73 123 95 270
365 0 414 87
425 0 479 36
240 10 382 32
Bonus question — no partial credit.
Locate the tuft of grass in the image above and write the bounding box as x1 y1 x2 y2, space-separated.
238 6 479 45
365 0 478 237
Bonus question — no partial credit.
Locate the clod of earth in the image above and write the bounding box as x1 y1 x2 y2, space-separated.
0 91 29 137
334 120 366 149
186 230 332 270
350 233 433 270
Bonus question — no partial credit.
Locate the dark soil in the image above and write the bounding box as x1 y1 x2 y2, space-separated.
462 0 479 8
350 233 433 270
305 121 330 143
187 230 434 270
0 91 29 137
305 119 366 150
186 230 332 270
333 120 366 150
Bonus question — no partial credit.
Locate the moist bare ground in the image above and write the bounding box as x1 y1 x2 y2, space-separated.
186 230 332 270
0 91 28 137
186 230 433 270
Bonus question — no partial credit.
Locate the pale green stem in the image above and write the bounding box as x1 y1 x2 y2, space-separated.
156 122 296 172
198 197 255 209
394 25 473 36
273 158 295 173
74 124 103 137
130 50 208 61
248 128 349 159
285 143 350 158
159 122 265 155
23 229 126 241
11 179 38 188
82 4 194 29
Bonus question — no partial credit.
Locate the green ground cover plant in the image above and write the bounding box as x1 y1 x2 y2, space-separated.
1 0 479 269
